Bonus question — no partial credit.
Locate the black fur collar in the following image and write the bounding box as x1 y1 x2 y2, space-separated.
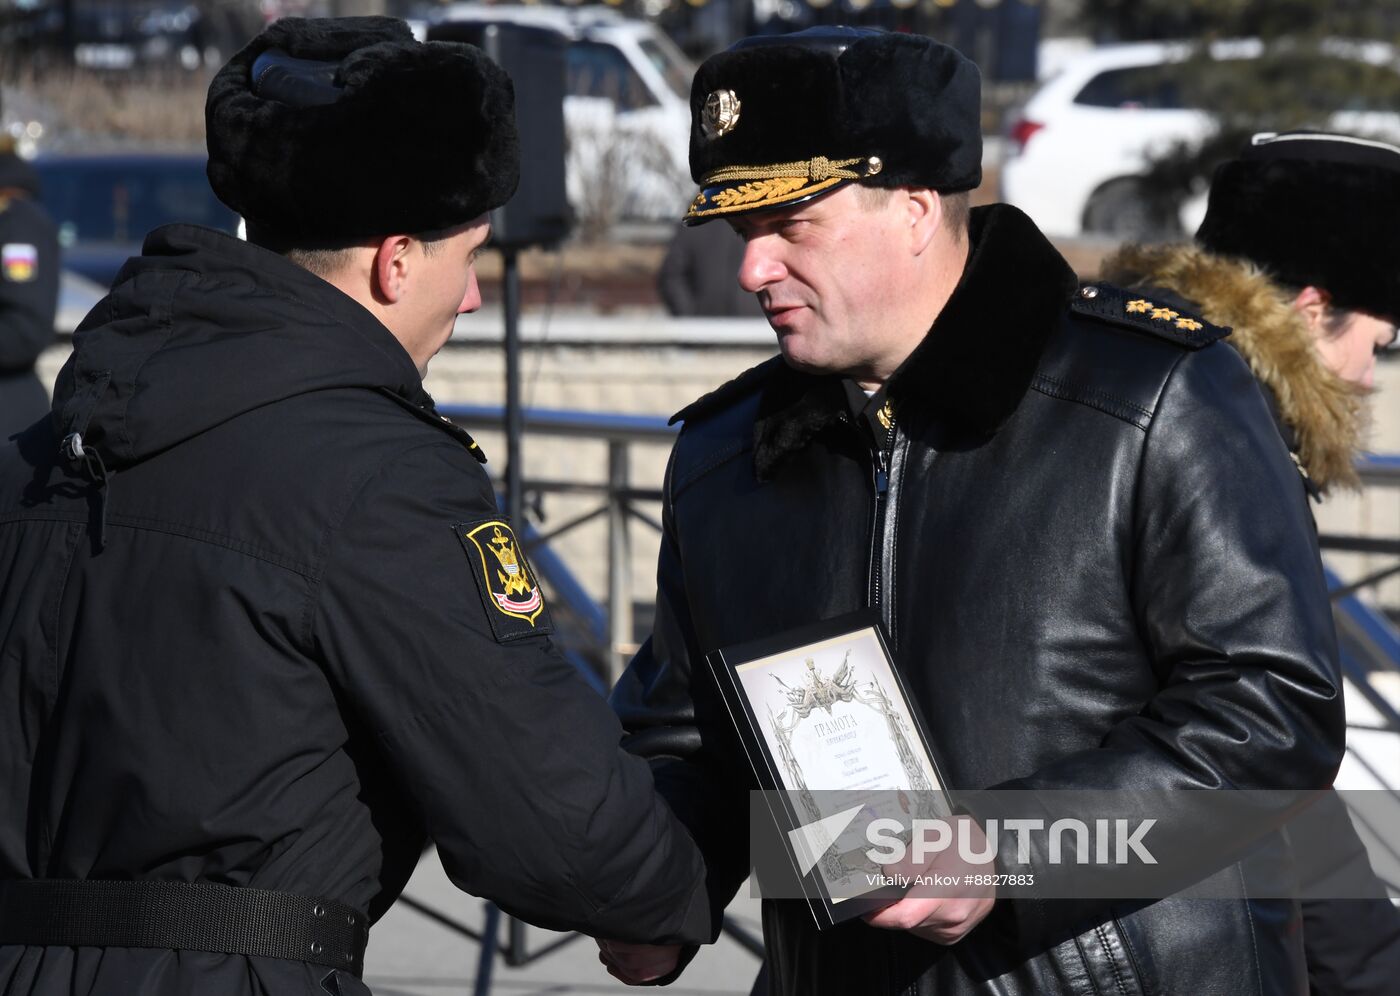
752 204 1078 480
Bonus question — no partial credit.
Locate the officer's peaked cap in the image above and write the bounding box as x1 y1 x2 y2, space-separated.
684 27 981 224
1197 130 1400 322
206 16 519 243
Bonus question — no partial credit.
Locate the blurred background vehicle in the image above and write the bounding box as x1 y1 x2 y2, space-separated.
33 151 239 286
0 0 257 73
1001 38 1400 239
421 4 694 227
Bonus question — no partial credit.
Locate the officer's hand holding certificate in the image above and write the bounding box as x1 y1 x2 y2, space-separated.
705 612 960 931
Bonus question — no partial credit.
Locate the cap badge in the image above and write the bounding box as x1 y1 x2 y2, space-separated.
702 89 742 140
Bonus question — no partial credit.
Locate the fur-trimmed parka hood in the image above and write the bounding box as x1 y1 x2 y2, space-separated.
1101 242 1365 492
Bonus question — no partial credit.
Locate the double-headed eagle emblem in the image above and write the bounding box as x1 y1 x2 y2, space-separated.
774 651 858 720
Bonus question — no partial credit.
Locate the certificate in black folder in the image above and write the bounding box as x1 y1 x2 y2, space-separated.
705 611 952 929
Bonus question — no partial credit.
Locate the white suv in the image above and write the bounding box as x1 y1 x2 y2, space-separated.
1001 39 1400 239
421 5 694 224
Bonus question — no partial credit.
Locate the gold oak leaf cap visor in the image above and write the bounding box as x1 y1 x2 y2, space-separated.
684 26 982 225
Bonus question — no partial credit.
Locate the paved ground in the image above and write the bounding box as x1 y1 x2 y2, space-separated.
364 850 763 996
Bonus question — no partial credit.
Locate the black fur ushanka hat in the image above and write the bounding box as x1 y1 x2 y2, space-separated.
206 16 519 243
683 27 982 225
1196 131 1400 322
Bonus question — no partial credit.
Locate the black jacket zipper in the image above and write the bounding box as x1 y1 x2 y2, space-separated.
869 442 890 610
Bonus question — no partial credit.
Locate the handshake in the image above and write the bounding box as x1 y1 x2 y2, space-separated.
596 941 684 986
596 815 997 986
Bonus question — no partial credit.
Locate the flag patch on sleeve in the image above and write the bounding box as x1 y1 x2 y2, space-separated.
1 243 37 283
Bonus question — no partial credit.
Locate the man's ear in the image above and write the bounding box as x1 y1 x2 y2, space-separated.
1292 285 1331 336
906 188 941 256
373 235 415 304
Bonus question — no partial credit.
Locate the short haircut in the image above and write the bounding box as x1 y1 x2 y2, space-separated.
939 190 972 236
856 185 971 237
1321 302 1354 340
284 245 358 280
247 223 454 280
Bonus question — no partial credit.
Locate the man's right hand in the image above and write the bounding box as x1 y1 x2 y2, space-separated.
596 940 683 985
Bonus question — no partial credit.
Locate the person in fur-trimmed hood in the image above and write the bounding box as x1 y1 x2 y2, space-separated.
1102 130 1400 996
1103 131 1398 496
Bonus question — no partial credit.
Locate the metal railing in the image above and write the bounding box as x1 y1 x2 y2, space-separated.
411 406 758 994
1320 454 1400 736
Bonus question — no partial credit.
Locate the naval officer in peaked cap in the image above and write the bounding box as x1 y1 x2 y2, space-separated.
603 26 1344 995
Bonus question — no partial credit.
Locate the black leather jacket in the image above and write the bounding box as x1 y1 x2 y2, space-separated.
612 206 1345 995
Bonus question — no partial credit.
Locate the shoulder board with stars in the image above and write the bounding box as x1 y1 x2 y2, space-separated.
1070 284 1230 350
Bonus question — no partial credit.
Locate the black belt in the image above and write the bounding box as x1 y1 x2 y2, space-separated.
0 880 368 975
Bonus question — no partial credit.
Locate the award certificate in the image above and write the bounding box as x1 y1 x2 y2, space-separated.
706 611 951 928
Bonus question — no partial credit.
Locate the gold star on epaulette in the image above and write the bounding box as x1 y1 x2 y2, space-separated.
1150 307 1179 321
1175 318 1203 331
1126 299 1151 314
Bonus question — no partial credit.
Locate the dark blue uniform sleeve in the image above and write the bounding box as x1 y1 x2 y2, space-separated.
310 440 711 944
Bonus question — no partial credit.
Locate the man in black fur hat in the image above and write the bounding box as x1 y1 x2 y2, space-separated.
0 17 711 995
605 27 1346 994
